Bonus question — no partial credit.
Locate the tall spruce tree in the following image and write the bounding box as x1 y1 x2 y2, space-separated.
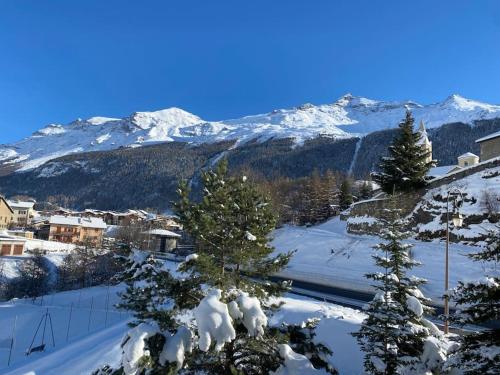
373 111 434 194
353 204 446 374
100 160 336 375
446 226 499 374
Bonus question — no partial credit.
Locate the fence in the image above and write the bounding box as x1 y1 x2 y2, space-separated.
0 285 131 369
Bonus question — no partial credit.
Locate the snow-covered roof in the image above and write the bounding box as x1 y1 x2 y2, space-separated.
7 200 35 209
427 165 454 177
476 130 500 143
0 231 27 242
49 215 107 229
457 152 478 159
147 229 181 238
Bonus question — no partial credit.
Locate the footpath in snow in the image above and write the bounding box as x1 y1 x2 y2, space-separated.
272 217 487 304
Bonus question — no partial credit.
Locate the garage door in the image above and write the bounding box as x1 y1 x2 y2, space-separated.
13 245 23 255
1 244 11 256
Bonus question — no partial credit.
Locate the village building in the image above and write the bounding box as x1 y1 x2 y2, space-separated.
0 196 14 230
7 199 36 226
0 232 26 256
476 130 500 161
146 228 181 252
48 215 107 246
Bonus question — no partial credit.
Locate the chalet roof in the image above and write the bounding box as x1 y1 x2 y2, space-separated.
49 215 107 229
458 152 479 159
7 200 36 209
147 229 181 238
476 130 500 143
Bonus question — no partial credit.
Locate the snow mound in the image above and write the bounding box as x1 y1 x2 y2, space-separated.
235 292 267 337
194 289 236 352
121 323 158 375
159 326 193 369
406 295 424 317
271 344 322 375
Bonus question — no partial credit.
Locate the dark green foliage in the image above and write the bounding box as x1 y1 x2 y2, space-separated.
339 178 353 209
353 205 436 374
447 226 500 374
5 250 51 300
373 112 434 194
174 159 292 296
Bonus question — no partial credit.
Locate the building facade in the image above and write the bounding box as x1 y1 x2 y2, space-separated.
0 197 14 230
49 215 107 246
457 152 479 168
7 200 35 226
476 131 500 161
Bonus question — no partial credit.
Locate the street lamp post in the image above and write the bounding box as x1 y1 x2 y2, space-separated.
444 188 464 334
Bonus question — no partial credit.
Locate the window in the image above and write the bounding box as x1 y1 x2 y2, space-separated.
464 161 469 166
13 245 23 255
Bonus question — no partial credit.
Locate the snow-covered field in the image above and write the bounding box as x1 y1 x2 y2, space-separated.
0 285 129 374
0 285 366 375
272 217 488 303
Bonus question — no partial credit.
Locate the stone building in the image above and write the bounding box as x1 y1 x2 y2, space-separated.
476 131 500 161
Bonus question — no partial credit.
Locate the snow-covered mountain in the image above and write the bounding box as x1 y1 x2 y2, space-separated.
2 94 500 172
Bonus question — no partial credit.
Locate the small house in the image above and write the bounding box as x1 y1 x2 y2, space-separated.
457 152 479 168
0 232 26 256
476 131 500 161
147 229 181 252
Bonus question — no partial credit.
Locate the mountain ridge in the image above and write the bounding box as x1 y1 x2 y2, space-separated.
2 93 500 172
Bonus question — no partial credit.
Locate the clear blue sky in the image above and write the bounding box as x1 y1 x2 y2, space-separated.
1 0 500 143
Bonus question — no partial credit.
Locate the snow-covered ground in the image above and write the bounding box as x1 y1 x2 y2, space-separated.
2 93 500 171
271 217 489 303
0 285 365 375
0 285 129 374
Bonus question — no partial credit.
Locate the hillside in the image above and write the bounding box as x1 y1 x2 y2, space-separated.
2 94 500 173
0 119 499 210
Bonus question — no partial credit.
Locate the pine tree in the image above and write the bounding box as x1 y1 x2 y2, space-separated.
373 111 434 194
339 178 353 210
360 181 372 200
353 204 445 374
446 226 499 374
100 160 336 374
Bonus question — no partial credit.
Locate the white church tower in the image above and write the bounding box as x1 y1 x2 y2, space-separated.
417 120 432 163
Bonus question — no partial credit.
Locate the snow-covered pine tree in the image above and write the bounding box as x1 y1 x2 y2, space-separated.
446 226 499 374
373 111 434 194
353 203 446 374
99 160 336 375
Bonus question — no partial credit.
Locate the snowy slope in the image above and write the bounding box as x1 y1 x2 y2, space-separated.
271 217 492 303
2 94 500 171
1 287 365 375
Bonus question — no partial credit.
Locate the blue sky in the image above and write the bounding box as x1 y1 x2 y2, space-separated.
1 0 500 143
